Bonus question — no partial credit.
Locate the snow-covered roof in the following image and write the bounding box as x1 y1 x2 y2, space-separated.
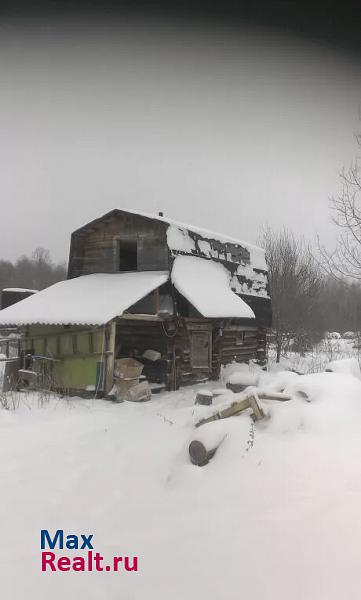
0 272 168 326
171 256 256 319
74 209 267 271
2 288 38 293
128 209 264 253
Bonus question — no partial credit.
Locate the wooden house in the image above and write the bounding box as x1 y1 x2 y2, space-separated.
0 210 271 394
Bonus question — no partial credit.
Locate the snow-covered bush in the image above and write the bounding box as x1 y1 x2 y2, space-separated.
326 331 341 340
342 331 356 339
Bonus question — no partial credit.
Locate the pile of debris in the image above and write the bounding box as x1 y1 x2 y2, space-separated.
109 358 152 403
108 353 167 403
189 384 290 467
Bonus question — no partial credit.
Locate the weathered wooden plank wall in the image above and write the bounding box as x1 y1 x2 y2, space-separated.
68 212 169 278
68 210 271 327
66 210 271 389
115 317 266 390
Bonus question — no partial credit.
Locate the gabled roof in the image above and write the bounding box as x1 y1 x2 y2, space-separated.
171 256 255 319
0 272 168 326
72 209 266 265
2 288 38 293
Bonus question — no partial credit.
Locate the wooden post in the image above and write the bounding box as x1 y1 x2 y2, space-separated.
154 288 160 315
103 321 116 394
248 395 265 421
195 394 265 427
258 392 291 401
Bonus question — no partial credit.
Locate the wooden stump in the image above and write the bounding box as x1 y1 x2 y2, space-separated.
226 382 249 393
189 440 218 466
195 390 213 406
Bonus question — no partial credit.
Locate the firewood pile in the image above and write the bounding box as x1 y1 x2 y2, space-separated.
189 389 291 466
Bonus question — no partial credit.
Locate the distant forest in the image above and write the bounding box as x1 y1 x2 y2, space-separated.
0 248 66 292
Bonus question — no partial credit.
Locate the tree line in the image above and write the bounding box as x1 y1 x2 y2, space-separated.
259 226 361 360
260 125 361 360
0 248 66 292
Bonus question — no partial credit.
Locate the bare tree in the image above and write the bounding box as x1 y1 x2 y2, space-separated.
32 247 51 266
319 130 361 280
0 248 66 291
260 227 324 361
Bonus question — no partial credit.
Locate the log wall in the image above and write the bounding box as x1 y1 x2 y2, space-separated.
68 209 272 328
68 212 169 278
115 318 267 390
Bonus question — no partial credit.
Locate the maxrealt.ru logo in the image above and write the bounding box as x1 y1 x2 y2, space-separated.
41 530 139 573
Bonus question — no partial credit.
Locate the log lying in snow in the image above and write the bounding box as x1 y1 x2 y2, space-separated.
189 430 227 466
190 391 292 465
189 440 217 466
258 392 291 402
195 393 266 428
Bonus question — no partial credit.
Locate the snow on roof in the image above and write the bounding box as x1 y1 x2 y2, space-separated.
2 288 38 293
128 210 266 264
0 272 168 326
171 255 256 319
75 209 267 271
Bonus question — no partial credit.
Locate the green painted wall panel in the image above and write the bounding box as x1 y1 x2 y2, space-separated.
26 324 105 390
34 337 43 354
78 332 90 354
47 336 57 355
53 356 98 389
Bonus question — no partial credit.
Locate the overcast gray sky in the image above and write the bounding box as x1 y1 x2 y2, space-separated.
0 18 360 262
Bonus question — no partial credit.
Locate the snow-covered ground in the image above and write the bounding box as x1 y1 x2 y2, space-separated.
268 336 361 374
2 346 361 599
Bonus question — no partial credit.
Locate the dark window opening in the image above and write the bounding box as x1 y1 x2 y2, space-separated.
114 324 164 383
127 282 175 316
128 291 156 315
118 239 138 272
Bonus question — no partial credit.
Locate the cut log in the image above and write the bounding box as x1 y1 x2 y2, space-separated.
195 390 213 405
248 394 265 421
188 423 227 467
226 382 250 393
258 392 291 402
189 430 227 466
226 372 259 393
189 440 217 466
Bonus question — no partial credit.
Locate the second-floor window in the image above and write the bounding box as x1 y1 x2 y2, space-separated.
118 239 138 271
